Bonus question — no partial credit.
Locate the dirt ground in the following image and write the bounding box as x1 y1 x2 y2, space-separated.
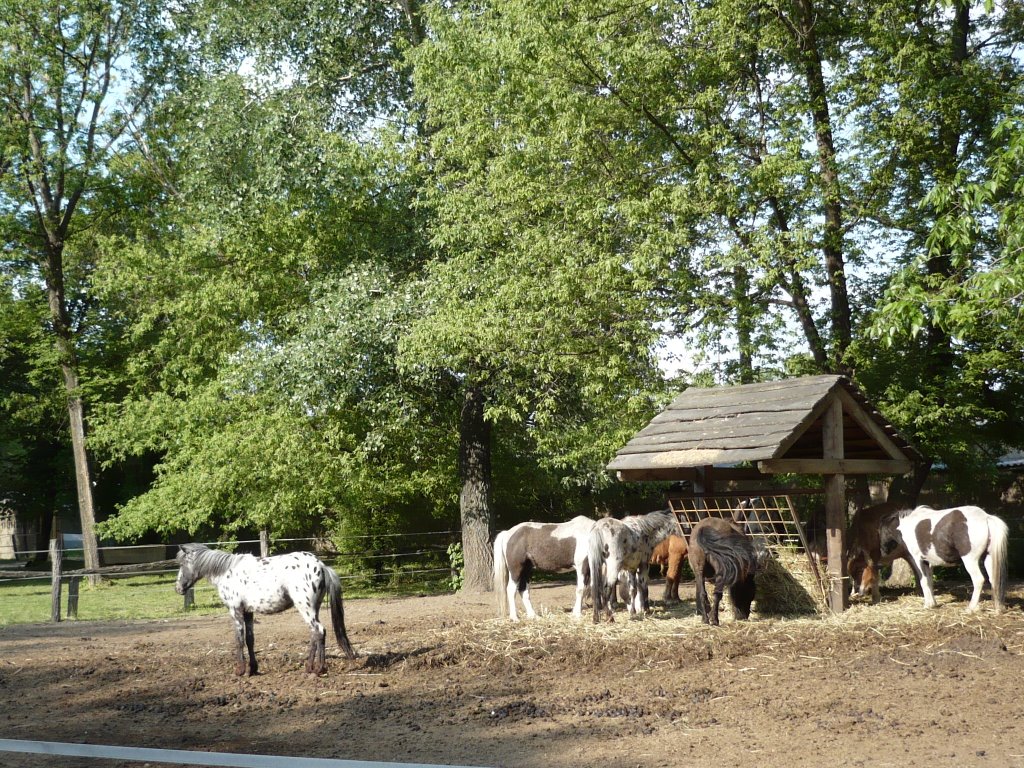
2 578 1024 768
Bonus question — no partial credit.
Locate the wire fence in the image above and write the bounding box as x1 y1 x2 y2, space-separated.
0 531 463 624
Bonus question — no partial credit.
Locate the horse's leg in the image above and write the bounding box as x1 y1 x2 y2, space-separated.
868 562 881 604
600 559 618 622
918 560 937 608
520 582 538 620
983 550 1002 613
515 562 536 620
710 583 723 627
572 566 586 618
961 555 986 612
626 571 639 617
229 608 248 676
305 619 327 674
243 611 259 676
635 570 650 616
299 599 328 675
505 578 520 622
693 576 710 625
665 554 680 603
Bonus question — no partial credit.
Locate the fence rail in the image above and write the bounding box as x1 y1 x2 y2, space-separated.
0 531 462 623
0 738 489 768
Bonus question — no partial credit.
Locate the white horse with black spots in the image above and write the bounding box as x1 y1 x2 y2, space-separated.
493 515 596 620
175 543 357 675
588 509 678 622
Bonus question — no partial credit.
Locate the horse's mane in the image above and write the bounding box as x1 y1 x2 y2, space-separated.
179 543 236 579
897 504 930 519
621 509 674 537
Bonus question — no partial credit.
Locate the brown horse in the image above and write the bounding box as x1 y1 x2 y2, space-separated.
687 517 758 626
650 534 688 603
846 501 913 603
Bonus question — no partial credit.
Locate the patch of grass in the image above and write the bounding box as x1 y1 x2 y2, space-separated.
0 572 225 625
0 569 456 626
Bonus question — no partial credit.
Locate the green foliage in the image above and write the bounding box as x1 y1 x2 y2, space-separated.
447 542 464 592
863 114 1024 480
6 0 1024 548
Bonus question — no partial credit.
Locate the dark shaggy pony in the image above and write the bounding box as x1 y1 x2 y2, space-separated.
687 517 759 626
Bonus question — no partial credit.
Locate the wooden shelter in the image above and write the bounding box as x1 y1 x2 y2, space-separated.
607 375 924 612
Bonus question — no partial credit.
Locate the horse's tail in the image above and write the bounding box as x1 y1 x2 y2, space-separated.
694 526 757 585
493 529 510 618
986 514 1009 612
324 564 357 659
588 527 606 623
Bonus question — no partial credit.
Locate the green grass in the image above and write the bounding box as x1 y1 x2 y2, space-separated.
0 569 456 626
0 572 225 625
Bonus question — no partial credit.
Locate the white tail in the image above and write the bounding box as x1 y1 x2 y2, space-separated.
493 530 510 617
987 514 1009 612
587 526 607 623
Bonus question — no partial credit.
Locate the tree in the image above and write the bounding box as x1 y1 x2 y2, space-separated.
844 0 1024 496
90 69 424 539
0 0 172 572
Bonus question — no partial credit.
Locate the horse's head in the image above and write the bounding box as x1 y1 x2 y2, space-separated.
174 543 205 595
877 512 903 557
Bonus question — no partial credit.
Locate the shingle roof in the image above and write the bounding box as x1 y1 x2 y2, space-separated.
608 375 924 480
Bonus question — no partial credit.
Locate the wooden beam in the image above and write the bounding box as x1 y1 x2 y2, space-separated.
756 458 913 475
822 399 848 613
833 388 911 461
694 465 715 495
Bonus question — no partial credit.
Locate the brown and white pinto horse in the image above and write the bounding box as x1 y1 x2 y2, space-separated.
687 517 759 626
650 534 688 603
493 516 596 621
880 505 1009 612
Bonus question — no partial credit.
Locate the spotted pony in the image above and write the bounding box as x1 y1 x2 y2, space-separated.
175 543 357 675
588 509 678 623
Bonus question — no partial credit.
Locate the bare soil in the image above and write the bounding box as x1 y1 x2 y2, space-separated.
2 579 1024 768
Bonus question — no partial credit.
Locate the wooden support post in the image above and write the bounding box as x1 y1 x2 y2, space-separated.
823 399 849 613
49 518 62 623
67 576 81 619
693 465 715 512
260 530 270 559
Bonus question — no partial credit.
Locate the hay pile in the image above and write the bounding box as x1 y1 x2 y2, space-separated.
753 547 827 617
412 589 1023 678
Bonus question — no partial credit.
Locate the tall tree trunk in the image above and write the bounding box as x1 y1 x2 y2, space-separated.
43 249 101 580
792 0 851 374
458 384 493 592
733 266 755 383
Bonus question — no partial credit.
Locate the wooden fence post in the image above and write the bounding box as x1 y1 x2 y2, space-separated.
67 576 81 619
49 518 62 623
260 530 269 559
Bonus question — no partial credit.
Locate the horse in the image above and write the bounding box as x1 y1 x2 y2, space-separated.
845 501 913 603
687 517 759 626
588 509 677 623
493 515 596 621
879 505 1009 613
174 543 357 675
613 533 688 609
650 534 688 603
731 497 782 568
